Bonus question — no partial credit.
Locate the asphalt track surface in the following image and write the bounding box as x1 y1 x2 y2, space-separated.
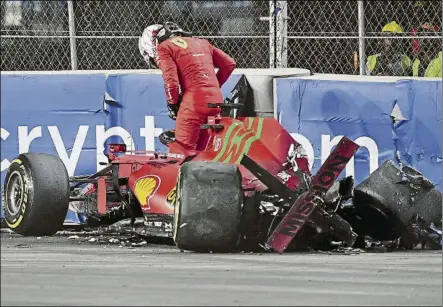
1 233 442 306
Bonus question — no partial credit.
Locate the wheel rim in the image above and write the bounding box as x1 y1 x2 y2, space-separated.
6 171 24 216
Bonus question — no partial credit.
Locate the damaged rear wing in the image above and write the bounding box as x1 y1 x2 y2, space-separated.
240 136 360 253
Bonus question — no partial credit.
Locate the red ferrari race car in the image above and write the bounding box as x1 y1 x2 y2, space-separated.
2 89 441 253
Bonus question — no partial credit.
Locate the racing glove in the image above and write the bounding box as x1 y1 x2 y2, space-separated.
167 94 183 120
167 103 180 120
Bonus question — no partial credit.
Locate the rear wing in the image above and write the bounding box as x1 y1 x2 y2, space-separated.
240 136 360 253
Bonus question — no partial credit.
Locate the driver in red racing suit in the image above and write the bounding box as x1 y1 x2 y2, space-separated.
138 22 236 152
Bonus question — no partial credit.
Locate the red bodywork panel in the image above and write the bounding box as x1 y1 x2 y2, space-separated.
266 137 360 253
115 116 312 218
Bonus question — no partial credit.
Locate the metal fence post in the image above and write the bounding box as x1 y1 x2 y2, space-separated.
275 0 288 68
67 0 78 70
358 0 365 75
269 0 276 68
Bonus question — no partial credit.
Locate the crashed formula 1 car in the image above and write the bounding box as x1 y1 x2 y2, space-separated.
2 82 442 253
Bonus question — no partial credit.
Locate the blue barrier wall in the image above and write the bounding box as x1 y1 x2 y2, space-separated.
1 73 108 179
1 72 441 221
0 72 241 221
275 77 442 190
0 73 242 186
392 80 442 188
103 73 242 156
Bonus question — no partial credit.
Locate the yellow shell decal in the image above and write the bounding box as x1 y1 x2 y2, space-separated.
170 37 188 49
134 176 160 210
165 187 177 208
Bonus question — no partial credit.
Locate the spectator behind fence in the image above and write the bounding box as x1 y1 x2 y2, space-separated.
424 50 442 78
411 23 440 59
409 0 440 58
366 21 411 76
410 23 441 77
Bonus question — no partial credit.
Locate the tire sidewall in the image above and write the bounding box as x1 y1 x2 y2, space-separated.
172 162 243 252
173 167 183 243
3 158 34 233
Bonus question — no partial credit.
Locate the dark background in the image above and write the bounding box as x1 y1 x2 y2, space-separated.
1 0 441 73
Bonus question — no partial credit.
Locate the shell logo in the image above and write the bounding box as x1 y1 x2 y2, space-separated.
133 175 161 210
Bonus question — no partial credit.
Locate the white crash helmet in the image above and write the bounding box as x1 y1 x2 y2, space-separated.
138 24 164 68
138 22 192 68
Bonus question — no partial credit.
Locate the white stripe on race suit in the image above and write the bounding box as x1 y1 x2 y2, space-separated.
166 84 173 102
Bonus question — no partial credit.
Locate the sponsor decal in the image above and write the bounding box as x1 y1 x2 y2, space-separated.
170 37 188 49
279 154 351 237
167 153 185 159
212 117 264 164
133 175 161 211
213 137 222 152
1 115 379 180
276 171 291 183
82 183 95 195
267 137 359 253
165 187 177 208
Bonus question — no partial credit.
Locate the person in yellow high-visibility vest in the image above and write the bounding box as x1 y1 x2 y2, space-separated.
410 23 442 77
424 51 442 78
366 21 412 76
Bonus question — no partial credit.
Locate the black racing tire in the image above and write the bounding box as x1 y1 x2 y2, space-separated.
173 161 243 253
2 153 70 236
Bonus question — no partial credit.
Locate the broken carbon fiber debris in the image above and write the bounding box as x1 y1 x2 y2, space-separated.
1 228 14 234
55 161 442 253
54 216 174 246
56 220 149 248
14 243 31 248
350 160 442 250
1 160 440 253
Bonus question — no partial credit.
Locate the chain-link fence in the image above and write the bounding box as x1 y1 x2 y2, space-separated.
1 0 270 70
286 0 442 75
362 0 442 77
1 0 71 70
286 1 359 74
1 0 442 76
